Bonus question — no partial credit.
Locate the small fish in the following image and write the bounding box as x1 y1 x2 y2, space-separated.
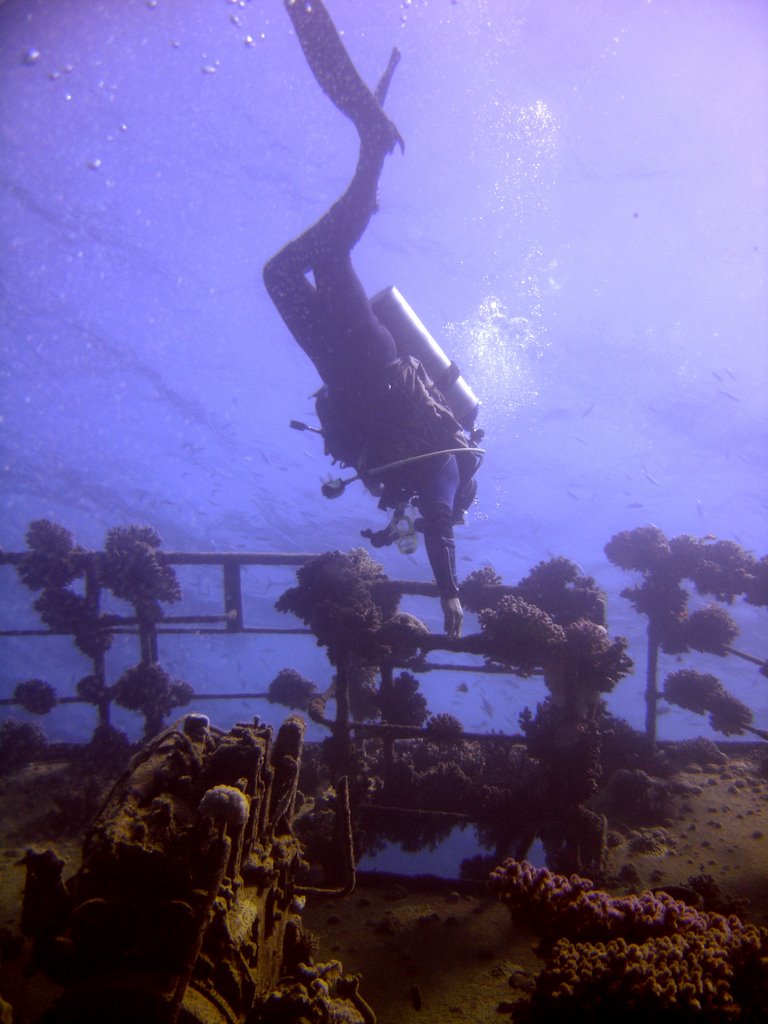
626 502 643 508
481 695 495 719
711 370 724 382
718 390 741 402
566 488 579 500
641 466 660 486
581 401 596 418
696 499 704 518
457 682 468 693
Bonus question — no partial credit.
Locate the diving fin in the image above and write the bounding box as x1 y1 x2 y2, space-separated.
284 0 403 152
374 47 401 107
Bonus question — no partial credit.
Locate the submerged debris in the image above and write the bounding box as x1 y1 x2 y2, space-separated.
22 713 370 1023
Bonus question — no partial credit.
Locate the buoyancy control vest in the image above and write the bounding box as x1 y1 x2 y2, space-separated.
313 285 482 511
316 354 479 511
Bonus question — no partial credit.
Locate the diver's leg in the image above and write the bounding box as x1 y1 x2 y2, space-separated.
264 121 388 322
263 245 323 362
304 131 398 375
264 180 395 383
284 0 403 151
265 14 400 379
315 250 397 380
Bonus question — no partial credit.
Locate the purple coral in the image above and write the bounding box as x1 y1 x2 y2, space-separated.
516 557 606 627
460 565 503 613
276 548 398 662
76 674 107 705
99 525 181 623
546 620 632 702
425 712 464 741
663 669 753 736
744 555 768 607
14 678 57 715
688 539 756 602
267 669 318 711
663 669 723 715
16 519 83 591
707 690 753 736
112 662 194 737
479 596 565 675
685 605 739 655
379 672 429 727
604 525 671 573
492 860 768 1023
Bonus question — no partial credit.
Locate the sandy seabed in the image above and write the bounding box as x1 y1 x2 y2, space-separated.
0 751 766 1023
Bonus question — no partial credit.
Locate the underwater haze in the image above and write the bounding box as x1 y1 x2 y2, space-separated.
1 0 767 744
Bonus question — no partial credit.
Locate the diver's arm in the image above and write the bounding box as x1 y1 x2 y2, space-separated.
419 458 464 638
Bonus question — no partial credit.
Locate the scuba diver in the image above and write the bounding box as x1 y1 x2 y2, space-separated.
264 0 481 639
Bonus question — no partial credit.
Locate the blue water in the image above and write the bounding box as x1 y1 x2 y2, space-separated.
1 0 766 754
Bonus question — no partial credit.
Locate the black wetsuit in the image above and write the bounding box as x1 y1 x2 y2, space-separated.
263 148 464 598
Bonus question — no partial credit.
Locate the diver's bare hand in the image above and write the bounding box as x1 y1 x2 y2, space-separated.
441 596 463 639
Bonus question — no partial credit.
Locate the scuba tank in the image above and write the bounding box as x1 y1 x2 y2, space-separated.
370 285 480 429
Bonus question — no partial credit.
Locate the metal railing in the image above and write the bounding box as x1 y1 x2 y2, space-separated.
0 549 522 739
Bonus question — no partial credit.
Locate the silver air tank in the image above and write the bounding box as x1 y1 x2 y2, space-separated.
370 285 480 428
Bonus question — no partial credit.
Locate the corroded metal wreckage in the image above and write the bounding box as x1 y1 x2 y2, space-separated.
22 713 373 1024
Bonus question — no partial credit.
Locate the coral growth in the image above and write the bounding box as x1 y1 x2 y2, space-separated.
664 669 753 736
661 736 727 770
16 519 182 663
76 674 107 706
605 527 757 645
17 519 107 658
461 558 607 628
425 712 464 741
544 620 632 713
684 605 739 655
112 662 194 738
479 596 565 675
516 556 606 627
0 718 47 774
276 549 399 663
460 565 503 613
268 669 318 711
491 859 768 1023
78 723 132 775
743 555 768 608
16 519 82 591
377 611 430 661
605 527 763 743
378 671 429 727
596 767 672 825
99 525 181 623
13 678 57 715
689 539 757 603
